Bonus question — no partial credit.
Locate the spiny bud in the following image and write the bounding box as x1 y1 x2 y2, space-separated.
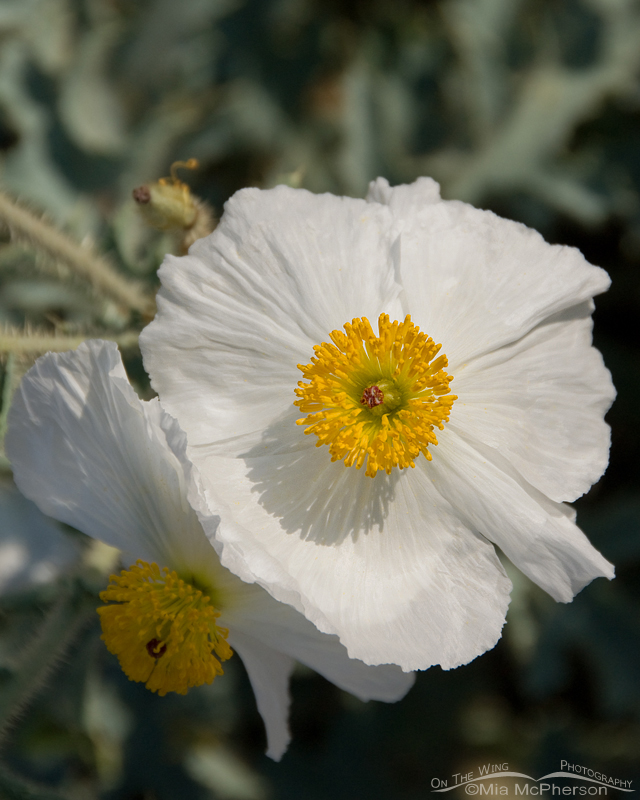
132 159 215 253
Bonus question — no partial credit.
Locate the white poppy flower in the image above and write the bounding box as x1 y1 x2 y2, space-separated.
140 177 616 673
5 339 413 760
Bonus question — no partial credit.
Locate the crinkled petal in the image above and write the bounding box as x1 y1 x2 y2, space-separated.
429 428 614 602
226 630 294 761
5 340 223 585
371 178 610 367
187 443 512 671
451 302 615 502
156 403 415 712
141 185 403 448
224 587 415 701
172 413 416 700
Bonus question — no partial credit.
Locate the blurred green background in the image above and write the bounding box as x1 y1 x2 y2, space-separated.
0 0 638 798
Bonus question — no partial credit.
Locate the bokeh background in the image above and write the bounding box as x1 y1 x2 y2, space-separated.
0 0 638 798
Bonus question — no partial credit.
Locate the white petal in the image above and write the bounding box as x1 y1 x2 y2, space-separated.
367 175 442 212
5 340 222 587
451 302 615 502
189 444 512 672
379 183 610 366
227 629 294 761
140 185 403 448
429 428 614 602
183 434 416 700
222 584 414 702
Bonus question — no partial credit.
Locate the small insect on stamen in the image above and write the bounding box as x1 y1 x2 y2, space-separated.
146 638 167 659
361 385 384 409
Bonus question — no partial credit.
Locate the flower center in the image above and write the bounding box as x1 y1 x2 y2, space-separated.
361 385 384 408
294 314 456 478
97 561 233 696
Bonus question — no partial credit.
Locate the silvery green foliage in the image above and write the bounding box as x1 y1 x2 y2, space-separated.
0 0 638 229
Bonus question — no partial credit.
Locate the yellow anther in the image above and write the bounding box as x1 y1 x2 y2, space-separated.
295 314 456 477
98 561 232 696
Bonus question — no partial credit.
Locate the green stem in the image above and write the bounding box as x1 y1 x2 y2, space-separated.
0 329 140 355
0 191 153 316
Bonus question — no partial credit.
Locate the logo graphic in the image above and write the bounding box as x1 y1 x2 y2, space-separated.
430 761 634 796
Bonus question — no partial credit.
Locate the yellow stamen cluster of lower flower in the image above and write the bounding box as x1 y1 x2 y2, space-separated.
98 561 232 696
295 314 456 477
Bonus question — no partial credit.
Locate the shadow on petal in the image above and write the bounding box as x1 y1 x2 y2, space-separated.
241 409 401 546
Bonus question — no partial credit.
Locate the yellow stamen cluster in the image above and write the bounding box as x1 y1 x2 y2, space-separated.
98 561 232 696
295 314 456 477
